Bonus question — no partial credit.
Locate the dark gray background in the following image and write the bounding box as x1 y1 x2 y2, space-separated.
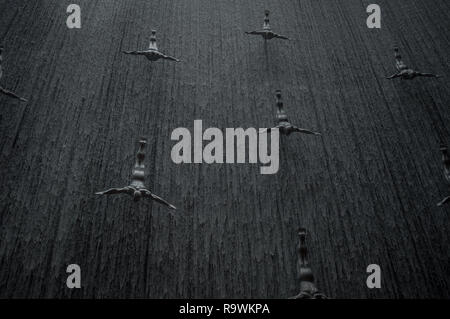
0 0 449 298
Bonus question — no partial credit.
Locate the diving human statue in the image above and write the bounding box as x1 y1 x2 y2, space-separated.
386 47 441 80
0 47 27 102
123 30 180 62
289 228 327 299
260 90 321 136
245 10 289 40
96 138 177 210
437 143 450 207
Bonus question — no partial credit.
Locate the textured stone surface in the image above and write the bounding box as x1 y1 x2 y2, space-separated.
0 0 449 298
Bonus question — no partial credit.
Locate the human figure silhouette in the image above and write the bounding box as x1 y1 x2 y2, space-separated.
245 10 289 41
96 138 176 210
123 30 180 62
289 228 327 299
386 47 441 80
0 47 27 102
437 144 450 207
260 90 321 136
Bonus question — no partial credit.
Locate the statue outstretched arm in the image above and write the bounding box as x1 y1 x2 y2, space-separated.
289 291 326 299
416 72 441 78
293 126 321 136
437 196 450 207
386 73 401 79
122 50 144 55
96 187 131 195
274 33 289 40
245 31 264 36
162 54 181 62
142 190 177 210
0 87 27 102
289 292 311 299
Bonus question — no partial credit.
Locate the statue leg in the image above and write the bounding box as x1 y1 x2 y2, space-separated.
0 87 27 102
437 196 450 206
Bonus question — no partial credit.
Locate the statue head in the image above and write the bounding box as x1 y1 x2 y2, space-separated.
133 190 143 201
275 90 282 99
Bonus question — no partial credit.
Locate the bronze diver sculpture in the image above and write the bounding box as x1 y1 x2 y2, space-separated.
386 47 441 80
96 138 176 210
437 143 450 207
0 47 27 102
123 30 180 62
290 228 327 299
245 10 289 41
260 90 321 136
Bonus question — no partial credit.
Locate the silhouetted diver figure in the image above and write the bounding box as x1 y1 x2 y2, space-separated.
123 30 180 62
437 144 450 207
245 10 289 40
386 47 441 80
290 228 327 299
96 138 176 210
260 90 321 136
0 47 27 102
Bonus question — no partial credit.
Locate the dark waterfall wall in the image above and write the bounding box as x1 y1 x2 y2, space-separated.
0 0 449 298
